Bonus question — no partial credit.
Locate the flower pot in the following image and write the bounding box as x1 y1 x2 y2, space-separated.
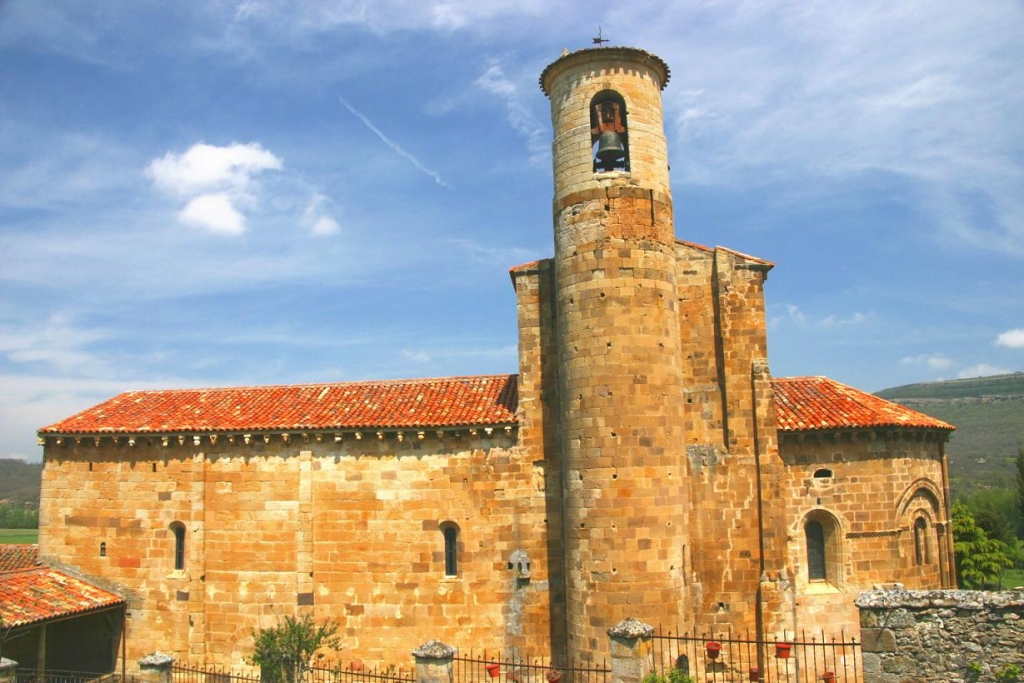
705 642 722 660
546 670 562 683
486 663 501 678
748 667 760 681
775 643 793 659
820 673 835 682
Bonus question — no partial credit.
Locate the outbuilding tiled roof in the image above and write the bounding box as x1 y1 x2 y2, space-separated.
38 373 951 438
40 375 518 435
0 544 39 572
0 567 124 628
773 376 954 432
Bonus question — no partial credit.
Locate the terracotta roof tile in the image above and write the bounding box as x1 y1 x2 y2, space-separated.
41 375 518 435
0 544 39 572
0 567 124 628
38 373 951 438
773 376 954 432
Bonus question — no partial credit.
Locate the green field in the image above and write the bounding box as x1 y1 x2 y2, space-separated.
1004 568 1024 589
0 528 38 544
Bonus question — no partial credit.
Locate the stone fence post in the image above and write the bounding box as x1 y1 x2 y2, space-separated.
608 618 655 683
0 657 19 683
413 640 455 683
139 652 174 683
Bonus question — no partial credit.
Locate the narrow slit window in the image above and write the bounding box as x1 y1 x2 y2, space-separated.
171 522 186 571
914 517 930 565
442 524 459 577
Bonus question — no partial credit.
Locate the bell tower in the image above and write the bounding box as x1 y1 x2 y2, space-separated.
540 47 691 662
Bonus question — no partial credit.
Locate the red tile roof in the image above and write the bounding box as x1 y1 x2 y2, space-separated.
773 376 954 432
40 375 518 435
38 373 951 438
0 544 39 572
0 567 124 628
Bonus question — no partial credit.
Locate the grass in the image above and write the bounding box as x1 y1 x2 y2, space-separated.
0 528 38 544
1003 568 1024 589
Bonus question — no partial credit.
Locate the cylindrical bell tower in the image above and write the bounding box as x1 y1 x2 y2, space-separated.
540 47 690 662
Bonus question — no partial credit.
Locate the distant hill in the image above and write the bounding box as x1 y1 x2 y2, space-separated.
877 373 1024 494
0 459 43 505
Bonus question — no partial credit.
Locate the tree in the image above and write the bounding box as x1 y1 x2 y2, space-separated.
953 501 1013 588
1016 447 1024 538
249 615 340 683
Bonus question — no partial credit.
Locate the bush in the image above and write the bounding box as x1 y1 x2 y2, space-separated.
249 614 340 683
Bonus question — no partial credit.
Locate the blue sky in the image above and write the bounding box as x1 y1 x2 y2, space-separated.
2 1 1023 463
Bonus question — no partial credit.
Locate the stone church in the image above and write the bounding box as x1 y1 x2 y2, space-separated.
37 47 955 670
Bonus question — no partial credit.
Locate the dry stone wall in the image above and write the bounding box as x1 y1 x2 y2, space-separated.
857 588 1024 682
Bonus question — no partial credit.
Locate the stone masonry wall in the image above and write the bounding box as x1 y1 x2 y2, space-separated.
39 431 552 670
676 243 789 638
857 588 1024 683
782 434 951 639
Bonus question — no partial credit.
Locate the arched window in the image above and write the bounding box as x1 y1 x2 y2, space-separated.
590 91 629 173
99 542 106 557
170 522 186 571
440 522 460 577
806 520 827 580
914 517 931 565
804 512 842 585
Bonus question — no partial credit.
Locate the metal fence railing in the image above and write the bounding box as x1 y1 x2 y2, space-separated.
449 651 609 683
14 671 139 683
649 629 862 683
170 663 414 683
171 665 258 683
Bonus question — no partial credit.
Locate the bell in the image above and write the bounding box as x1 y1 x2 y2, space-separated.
595 131 625 170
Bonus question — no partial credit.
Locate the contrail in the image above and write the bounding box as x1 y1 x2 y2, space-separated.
339 96 449 188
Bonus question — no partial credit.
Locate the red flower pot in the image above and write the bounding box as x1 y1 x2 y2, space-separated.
705 642 722 660
486 663 501 678
546 670 562 683
749 667 760 681
775 642 793 659
820 673 835 682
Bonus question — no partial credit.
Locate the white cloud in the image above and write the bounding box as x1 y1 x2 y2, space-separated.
770 304 870 330
654 0 1024 253
402 350 431 363
146 142 281 197
0 312 112 376
821 312 871 328
900 353 953 371
474 61 549 165
450 238 540 267
995 328 1024 349
178 193 246 235
958 363 1012 379
312 217 341 236
230 0 549 35
145 142 282 236
303 193 341 237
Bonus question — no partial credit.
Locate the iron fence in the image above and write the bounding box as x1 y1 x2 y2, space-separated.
13 671 138 683
307 662 415 683
650 629 861 683
170 663 414 683
450 651 609 683
171 665 258 683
